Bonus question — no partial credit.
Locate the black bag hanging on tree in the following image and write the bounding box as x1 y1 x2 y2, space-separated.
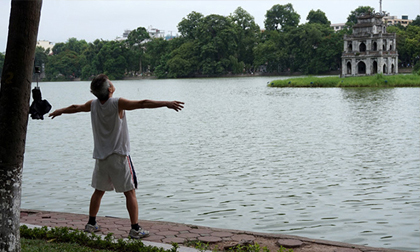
29 66 52 120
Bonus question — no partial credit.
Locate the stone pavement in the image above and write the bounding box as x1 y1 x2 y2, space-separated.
20 209 406 252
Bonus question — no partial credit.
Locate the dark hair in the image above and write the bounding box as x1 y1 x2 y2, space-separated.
90 74 110 101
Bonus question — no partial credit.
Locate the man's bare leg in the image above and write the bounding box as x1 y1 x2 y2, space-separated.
85 189 105 232
124 189 138 225
124 189 149 238
89 189 105 218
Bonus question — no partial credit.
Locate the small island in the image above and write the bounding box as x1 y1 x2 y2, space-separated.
269 73 420 88
270 8 420 88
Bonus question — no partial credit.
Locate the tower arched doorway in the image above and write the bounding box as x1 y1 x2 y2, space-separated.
372 42 378 51
347 62 352 74
372 61 378 74
359 42 366 52
358 61 366 74
348 42 352 52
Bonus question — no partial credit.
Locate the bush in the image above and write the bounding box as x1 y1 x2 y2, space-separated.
20 225 175 252
413 62 420 75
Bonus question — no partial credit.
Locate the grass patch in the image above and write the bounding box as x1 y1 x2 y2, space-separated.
20 225 176 252
21 238 115 252
268 74 420 88
20 225 294 252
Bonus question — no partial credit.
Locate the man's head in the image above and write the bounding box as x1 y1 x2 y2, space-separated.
90 74 111 101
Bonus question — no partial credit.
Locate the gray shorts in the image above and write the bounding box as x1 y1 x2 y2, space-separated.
91 154 138 193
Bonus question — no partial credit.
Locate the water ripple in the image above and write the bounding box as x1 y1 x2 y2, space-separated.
22 78 420 251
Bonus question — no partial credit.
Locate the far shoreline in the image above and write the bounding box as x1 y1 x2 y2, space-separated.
19 67 415 83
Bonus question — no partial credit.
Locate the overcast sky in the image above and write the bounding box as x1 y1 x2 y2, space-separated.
1 0 419 53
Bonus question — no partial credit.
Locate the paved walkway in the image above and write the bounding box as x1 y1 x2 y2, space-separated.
20 209 406 252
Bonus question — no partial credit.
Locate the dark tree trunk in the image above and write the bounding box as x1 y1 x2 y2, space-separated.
0 1 42 251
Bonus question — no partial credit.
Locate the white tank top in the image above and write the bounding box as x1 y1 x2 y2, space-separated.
91 97 130 159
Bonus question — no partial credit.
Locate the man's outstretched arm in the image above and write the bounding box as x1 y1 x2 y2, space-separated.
49 100 92 119
119 98 184 112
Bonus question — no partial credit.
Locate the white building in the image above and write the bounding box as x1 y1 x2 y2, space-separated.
331 23 347 32
116 26 166 41
36 40 54 51
147 26 165 39
115 29 132 41
383 15 413 27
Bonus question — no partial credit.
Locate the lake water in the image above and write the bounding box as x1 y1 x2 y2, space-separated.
23 77 420 251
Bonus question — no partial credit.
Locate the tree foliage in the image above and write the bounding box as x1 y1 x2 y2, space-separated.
177 11 204 40
346 6 374 26
412 15 420 26
388 24 420 67
34 46 48 71
32 4 417 81
307 9 331 26
264 3 300 32
230 7 260 71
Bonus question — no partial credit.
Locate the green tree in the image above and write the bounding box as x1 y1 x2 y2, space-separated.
103 55 127 80
143 38 170 73
80 42 98 79
51 38 87 55
96 40 128 79
264 3 300 32
66 37 88 54
0 1 42 250
307 9 331 26
45 50 85 80
166 41 199 77
126 27 150 74
230 7 260 72
154 37 188 78
45 38 90 80
34 46 48 75
412 15 420 26
197 14 238 75
81 39 107 79
387 24 420 68
287 23 339 74
253 30 288 73
403 25 420 67
346 6 374 27
387 25 407 66
177 11 204 40
52 42 66 55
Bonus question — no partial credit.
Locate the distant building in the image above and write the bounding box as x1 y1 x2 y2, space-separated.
116 26 169 41
341 11 398 77
147 25 165 39
115 29 131 41
36 40 54 51
331 23 347 32
383 15 413 27
122 29 131 38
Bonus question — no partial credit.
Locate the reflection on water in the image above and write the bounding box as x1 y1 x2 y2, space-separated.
23 78 420 251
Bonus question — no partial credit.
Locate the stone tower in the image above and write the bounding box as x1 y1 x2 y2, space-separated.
341 11 398 77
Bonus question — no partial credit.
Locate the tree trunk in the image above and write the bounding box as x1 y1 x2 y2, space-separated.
139 55 142 74
0 1 42 251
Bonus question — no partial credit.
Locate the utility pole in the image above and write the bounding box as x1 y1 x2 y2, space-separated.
380 0 382 13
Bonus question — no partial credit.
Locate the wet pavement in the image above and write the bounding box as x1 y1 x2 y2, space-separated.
20 209 407 252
